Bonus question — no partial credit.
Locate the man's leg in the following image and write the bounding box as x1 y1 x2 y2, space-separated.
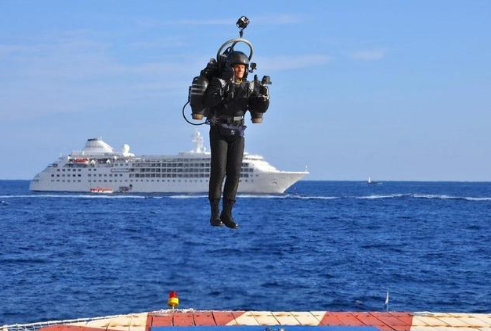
209 128 228 226
221 136 245 228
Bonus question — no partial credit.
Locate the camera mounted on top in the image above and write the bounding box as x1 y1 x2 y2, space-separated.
183 16 271 125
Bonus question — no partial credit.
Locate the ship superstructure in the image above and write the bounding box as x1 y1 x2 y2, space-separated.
30 132 308 194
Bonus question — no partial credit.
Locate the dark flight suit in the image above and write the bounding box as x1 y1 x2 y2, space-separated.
204 72 269 228
204 78 251 202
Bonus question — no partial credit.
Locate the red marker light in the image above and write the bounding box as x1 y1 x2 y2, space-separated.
167 291 179 308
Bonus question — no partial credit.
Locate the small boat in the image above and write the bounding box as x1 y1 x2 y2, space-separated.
73 158 90 165
89 187 113 194
368 177 377 184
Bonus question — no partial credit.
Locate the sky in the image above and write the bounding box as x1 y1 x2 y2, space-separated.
1 0 490 181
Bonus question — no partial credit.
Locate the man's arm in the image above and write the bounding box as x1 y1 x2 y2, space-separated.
248 85 269 112
204 78 227 108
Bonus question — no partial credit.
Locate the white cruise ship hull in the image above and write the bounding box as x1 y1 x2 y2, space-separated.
30 170 306 194
30 135 308 195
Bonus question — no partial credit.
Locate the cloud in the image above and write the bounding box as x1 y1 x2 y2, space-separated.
254 14 306 25
255 54 331 71
0 33 198 120
350 49 386 61
127 38 189 50
136 14 306 28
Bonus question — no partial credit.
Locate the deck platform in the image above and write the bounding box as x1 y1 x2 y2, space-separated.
4 311 491 331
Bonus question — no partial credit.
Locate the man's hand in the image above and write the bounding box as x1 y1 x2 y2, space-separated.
259 85 269 98
221 64 234 81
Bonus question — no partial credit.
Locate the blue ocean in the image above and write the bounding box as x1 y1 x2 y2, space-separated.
1 180 490 325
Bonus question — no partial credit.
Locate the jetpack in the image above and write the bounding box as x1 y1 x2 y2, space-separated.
182 16 271 126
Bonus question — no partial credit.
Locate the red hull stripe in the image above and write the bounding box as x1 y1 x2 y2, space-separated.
213 311 243 325
193 312 217 326
152 315 173 327
172 313 195 326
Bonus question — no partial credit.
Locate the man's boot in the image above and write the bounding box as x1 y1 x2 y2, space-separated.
210 199 223 226
221 199 238 229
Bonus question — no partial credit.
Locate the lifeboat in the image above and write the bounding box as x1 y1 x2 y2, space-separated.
74 158 90 165
90 187 113 194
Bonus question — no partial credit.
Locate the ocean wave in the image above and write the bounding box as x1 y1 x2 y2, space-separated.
0 194 146 199
169 194 208 199
1 193 490 202
411 194 491 201
356 194 406 199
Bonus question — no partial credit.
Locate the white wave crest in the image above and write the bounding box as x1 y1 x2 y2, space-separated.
412 194 491 201
2 193 490 202
356 194 406 199
0 194 146 199
169 195 208 199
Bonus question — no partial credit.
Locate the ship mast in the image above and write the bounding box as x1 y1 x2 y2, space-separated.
192 130 206 153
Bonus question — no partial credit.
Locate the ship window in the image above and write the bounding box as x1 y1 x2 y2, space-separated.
51 174 54 177
109 180 112 182
57 169 60 172
104 180 107 182
88 180 91 182
99 174 102 177
88 174 91 177
78 180 81 182
62 169 65 172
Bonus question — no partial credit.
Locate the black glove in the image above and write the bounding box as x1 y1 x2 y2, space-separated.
259 85 269 98
221 63 234 81
201 59 219 78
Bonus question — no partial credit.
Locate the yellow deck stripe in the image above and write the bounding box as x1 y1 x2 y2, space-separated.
233 312 260 326
290 312 322 325
249 311 280 326
271 312 301 325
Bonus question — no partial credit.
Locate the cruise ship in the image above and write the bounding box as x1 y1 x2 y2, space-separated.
30 131 308 194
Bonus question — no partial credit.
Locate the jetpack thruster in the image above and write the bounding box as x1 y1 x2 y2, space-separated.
182 16 272 125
